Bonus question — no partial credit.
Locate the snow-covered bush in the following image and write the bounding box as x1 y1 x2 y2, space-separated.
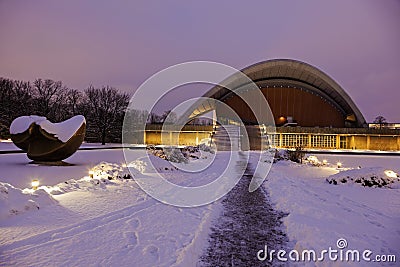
305 155 322 166
146 146 167 160
41 162 135 195
181 146 200 159
273 147 305 163
273 149 289 161
164 147 189 163
147 144 214 163
287 146 306 163
326 167 400 188
198 143 215 154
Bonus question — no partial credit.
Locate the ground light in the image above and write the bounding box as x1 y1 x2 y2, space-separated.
31 179 40 190
322 159 328 165
384 170 398 178
337 162 342 168
89 170 94 178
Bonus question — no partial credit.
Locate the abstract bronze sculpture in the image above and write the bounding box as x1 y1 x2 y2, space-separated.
10 115 86 162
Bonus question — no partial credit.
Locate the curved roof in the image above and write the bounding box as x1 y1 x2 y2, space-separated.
186 59 366 127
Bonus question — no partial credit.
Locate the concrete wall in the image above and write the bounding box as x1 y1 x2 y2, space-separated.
349 136 368 150
369 136 399 151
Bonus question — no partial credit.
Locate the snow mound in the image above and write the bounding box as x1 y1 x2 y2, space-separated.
326 167 400 188
305 155 322 166
10 115 86 142
0 182 57 220
260 148 276 163
146 144 215 164
128 155 179 173
42 162 136 195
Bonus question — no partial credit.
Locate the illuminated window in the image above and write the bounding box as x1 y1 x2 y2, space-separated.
279 134 308 148
311 135 336 148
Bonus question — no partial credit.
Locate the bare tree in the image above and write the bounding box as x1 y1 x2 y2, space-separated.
14 80 34 115
125 109 149 126
123 109 149 144
147 112 162 124
0 78 15 127
66 89 83 116
84 86 129 145
33 78 66 120
160 110 177 124
0 78 33 131
373 115 387 129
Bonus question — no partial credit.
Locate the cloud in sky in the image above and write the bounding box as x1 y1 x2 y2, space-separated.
0 0 399 121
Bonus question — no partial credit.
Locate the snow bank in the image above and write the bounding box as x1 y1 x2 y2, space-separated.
326 167 400 188
0 182 57 220
10 115 86 142
263 158 400 266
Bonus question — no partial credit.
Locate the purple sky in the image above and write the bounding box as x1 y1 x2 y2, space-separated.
1 0 399 122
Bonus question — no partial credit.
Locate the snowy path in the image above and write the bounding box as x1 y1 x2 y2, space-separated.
200 154 289 266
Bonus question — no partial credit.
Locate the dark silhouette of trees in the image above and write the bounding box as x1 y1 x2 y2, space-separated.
123 109 149 144
65 89 84 118
373 115 387 129
0 76 177 144
160 110 177 124
148 112 162 124
0 78 34 136
84 86 129 145
146 110 178 124
32 78 75 122
0 77 131 144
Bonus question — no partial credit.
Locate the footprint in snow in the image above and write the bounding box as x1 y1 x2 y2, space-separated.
123 231 138 248
368 220 384 228
126 218 140 229
142 245 160 263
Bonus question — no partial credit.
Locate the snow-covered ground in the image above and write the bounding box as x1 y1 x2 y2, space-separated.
262 154 400 266
0 149 228 266
1 145 399 266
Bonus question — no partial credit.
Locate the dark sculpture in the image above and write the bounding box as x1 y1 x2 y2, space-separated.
10 115 86 162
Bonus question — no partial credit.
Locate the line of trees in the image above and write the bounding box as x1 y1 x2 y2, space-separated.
0 77 130 144
0 77 204 144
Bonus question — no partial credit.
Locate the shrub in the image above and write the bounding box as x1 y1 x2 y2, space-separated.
287 146 306 163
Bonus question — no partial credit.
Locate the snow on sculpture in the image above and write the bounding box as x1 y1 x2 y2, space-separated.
10 115 86 162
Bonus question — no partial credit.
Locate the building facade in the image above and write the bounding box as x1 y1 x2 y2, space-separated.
144 59 400 151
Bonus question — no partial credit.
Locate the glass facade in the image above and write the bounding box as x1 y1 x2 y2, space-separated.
270 133 338 149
